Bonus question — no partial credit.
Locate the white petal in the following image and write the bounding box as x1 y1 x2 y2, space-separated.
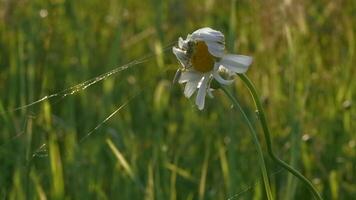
172 47 186 59
179 36 191 49
192 27 224 44
172 47 188 66
219 54 252 73
193 27 214 33
179 71 202 83
195 75 209 110
178 37 184 48
184 80 199 98
213 70 234 85
186 34 192 41
205 41 224 57
197 33 224 43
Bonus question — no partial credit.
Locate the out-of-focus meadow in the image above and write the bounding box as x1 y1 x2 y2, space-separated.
0 0 355 199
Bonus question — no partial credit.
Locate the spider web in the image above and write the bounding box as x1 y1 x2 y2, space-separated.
0 41 175 149
10 43 174 112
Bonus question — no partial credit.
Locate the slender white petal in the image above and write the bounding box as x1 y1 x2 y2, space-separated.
213 70 234 85
178 37 185 48
172 47 188 67
172 47 185 59
184 80 199 98
179 71 202 83
195 75 209 110
219 54 252 73
186 34 192 42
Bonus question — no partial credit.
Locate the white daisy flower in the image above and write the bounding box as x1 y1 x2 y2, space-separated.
172 27 253 110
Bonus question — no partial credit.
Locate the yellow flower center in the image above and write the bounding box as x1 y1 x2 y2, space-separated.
191 41 215 73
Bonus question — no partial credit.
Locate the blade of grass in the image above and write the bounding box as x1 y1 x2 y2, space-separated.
106 138 134 180
221 86 274 200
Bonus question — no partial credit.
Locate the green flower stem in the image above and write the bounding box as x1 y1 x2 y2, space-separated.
238 73 323 200
221 86 274 200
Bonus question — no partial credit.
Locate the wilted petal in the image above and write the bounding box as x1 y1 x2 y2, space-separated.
191 27 224 44
195 75 209 110
179 71 202 83
172 47 188 67
213 70 234 85
205 41 224 57
184 80 199 98
178 37 185 49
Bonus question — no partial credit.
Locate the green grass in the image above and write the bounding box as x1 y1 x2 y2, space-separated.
0 0 355 199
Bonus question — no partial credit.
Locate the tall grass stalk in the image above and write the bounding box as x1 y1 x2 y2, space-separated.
238 74 323 200
221 86 274 200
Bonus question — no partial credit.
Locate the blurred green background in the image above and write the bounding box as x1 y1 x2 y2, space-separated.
0 0 355 199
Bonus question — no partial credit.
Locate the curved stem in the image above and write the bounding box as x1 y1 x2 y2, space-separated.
238 73 323 200
221 86 274 200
